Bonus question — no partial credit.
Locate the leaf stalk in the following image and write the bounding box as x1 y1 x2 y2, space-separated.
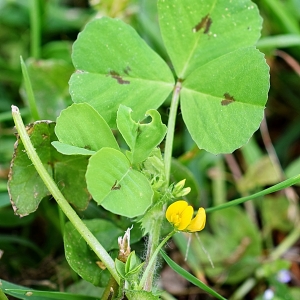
164 80 182 185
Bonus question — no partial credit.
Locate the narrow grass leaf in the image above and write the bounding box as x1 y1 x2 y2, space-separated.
206 174 300 213
1 280 100 300
160 250 227 300
20 56 40 120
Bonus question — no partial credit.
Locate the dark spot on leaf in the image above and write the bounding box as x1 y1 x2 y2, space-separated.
204 18 212 34
123 66 131 75
193 14 212 34
84 145 91 150
108 70 130 85
221 93 235 106
111 180 121 190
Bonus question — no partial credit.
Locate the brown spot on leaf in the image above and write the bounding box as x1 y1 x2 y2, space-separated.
108 70 130 85
221 93 235 106
111 180 121 190
193 14 213 34
204 18 212 34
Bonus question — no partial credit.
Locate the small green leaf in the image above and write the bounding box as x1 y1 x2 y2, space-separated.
115 259 126 280
7 121 90 216
126 262 144 278
86 147 153 218
180 47 269 154
70 17 174 128
170 158 200 206
51 141 96 156
64 219 123 286
117 105 167 163
141 148 167 191
161 251 227 300
55 103 119 153
125 251 143 276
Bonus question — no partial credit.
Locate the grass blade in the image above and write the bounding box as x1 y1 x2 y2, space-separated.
206 174 300 213
160 251 227 300
20 56 40 120
0 279 100 300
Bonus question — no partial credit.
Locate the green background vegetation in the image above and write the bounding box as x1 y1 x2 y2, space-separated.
0 0 300 299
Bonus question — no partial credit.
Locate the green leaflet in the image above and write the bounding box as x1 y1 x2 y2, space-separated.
86 147 153 218
69 17 174 128
8 121 90 215
117 105 167 164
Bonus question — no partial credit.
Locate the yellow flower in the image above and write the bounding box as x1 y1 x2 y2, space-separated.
166 200 206 232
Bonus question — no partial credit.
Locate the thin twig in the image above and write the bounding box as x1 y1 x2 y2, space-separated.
224 154 258 225
260 114 299 221
276 50 300 76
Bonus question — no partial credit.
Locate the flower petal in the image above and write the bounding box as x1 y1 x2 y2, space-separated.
166 200 188 223
177 205 193 230
186 207 206 232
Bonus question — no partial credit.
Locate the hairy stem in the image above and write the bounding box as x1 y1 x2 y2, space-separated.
139 231 175 290
142 80 182 291
142 209 164 291
11 105 120 284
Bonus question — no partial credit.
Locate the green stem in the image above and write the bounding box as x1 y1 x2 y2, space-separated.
138 230 175 290
206 174 300 213
142 209 164 291
164 80 182 185
141 80 181 291
212 157 226 206
20 56 40 120
11 105 120 285
269 221 300 260
30 0 41 59
229 278 256 300
101 276 118 300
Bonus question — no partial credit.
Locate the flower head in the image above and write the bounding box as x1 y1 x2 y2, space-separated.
166 200 206 232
